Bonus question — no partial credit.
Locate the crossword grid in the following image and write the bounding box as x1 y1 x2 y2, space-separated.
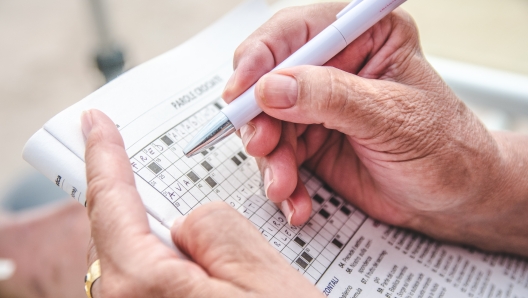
129 102 367 284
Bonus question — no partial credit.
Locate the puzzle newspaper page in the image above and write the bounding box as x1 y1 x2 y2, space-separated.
23 1 528 297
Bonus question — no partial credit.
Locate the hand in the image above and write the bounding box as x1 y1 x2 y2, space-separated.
0 201 90 298
223 4 528 255
82 109 323 297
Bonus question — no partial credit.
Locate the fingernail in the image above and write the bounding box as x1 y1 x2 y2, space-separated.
81 110 93 139
172 216 187 234
240 123 256 149
222 69 237 95
263 167 273 198
280 199 295 226
258 73 298 108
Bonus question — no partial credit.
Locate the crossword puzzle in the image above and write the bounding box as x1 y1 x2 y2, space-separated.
129 101 367 284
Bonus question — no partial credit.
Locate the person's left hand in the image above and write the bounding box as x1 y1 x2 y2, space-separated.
82 109 323 298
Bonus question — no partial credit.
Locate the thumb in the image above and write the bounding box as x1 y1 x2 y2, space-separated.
171 202 306 294
255 65 407 139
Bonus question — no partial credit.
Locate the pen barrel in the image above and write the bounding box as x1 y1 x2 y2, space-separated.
274 25 347 69
222 85 260 129
190 0 408 154
334 0 407 44
222 25 346 130
222 0 408 130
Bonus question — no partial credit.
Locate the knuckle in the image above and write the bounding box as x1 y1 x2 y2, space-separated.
86 175 111 202
273 6 298 20
233 43 246 66
392 9 419 38
86 177 128 211
326 68 350 112
251 42 276 70
233 41 275 78
301 67 351 118
391 10 421 59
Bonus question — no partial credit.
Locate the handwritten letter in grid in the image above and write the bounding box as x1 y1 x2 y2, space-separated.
130 102 367 284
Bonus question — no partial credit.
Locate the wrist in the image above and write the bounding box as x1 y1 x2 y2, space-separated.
481 131 528 254
411 131 528 256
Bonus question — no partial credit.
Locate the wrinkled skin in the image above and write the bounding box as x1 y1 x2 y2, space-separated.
223 3 528 255
83 110 324 298
83 3 528 298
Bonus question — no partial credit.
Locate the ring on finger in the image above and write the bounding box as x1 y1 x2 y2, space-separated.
85 259 101 298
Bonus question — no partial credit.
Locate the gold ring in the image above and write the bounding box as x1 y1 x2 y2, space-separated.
85 259 101 298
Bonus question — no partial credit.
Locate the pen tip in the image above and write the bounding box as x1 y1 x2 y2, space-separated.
182 112 236 157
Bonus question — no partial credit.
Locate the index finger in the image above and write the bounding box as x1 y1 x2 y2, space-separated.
82 109 151 261
222 3 346 102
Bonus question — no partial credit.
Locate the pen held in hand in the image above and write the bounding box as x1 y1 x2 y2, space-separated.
183 0 407 157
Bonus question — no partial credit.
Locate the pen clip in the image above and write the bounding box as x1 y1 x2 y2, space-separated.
336 0 364 19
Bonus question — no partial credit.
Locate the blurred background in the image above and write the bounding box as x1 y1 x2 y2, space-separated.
0 0 527 296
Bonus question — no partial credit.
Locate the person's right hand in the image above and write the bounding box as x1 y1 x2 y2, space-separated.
223 3 528 256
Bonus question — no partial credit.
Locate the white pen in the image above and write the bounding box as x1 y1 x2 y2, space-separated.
184 0 407 157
